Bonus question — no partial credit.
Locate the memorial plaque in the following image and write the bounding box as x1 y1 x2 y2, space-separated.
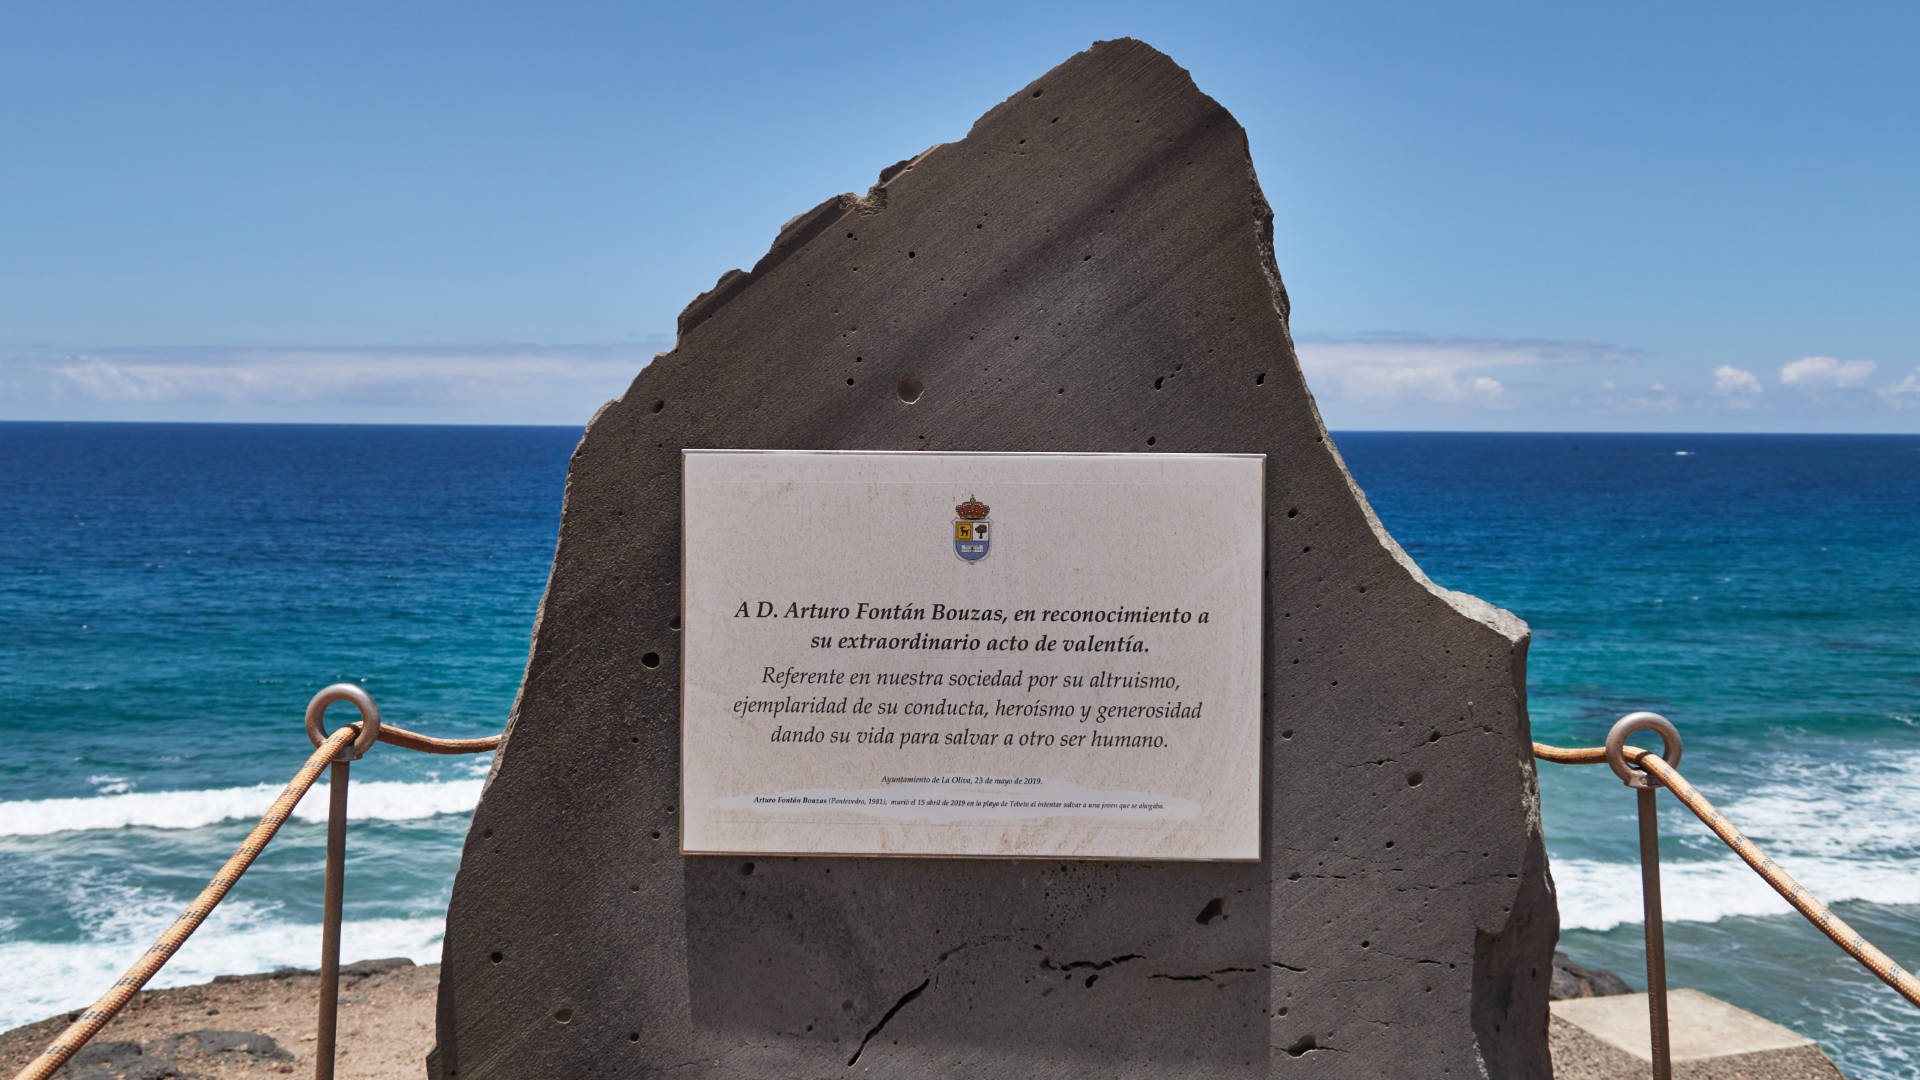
681 450 1263 860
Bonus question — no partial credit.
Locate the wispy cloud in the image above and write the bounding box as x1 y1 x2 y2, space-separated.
1880 368 1920 407
46 344 655 404
1627 383 1680 412
1294 334 1630 408
1780 355 1876 390
13 342 667 423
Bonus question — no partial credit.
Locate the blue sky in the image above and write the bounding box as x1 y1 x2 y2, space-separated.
2 2 1915 430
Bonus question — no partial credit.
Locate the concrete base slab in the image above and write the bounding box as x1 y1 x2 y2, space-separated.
1549 989 1844 1079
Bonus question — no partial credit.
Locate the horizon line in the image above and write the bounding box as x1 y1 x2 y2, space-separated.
3 418 1918 438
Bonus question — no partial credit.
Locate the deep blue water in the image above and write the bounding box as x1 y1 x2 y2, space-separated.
1 424 1916 1076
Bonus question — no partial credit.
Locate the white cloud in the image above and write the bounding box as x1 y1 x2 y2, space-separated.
1780 355 1876 390
1880 368 1920 407
43 344 653 411
1627 384 1679 412
1713 365 1763 396
1294 335 1624 408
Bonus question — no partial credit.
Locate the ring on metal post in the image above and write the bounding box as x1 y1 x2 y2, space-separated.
1605 711 1681 789
305 684 382 762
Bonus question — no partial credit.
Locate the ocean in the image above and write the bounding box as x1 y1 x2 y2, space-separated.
1 423 1916 1077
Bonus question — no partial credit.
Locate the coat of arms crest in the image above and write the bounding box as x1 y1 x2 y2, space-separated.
953 496 990 563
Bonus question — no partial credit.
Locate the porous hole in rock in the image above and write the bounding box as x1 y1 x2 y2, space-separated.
669 615 681 631
897 377 924 403
1255 372 1266 385
642 652 660 668
553 1008 572 1024
1146 436 1156 446
740 861 755 876
1286 507 1299 518
1195 897 1225 925
490 951 503 964
651 399 664 413
628 1032 640 1042
1286 1035 1317 1056
482 828 493 839
1407 771 1424 786
846 378 855 386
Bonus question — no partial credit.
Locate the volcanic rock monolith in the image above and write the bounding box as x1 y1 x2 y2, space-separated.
432 38 1554 1079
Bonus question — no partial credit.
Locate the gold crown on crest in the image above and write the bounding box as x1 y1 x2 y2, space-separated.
955 496 990 521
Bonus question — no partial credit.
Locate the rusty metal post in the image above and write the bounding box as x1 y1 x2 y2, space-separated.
1606 711 1681 1080
315 760 348 1080
304 685 380 1080
1637 783 1671 1080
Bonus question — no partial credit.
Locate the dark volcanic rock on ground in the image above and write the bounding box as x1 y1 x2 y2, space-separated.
1551 951 1634 1000
434 37 1554 1079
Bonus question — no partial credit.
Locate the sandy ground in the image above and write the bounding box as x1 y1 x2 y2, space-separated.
6 952 1769 1078
0 959 436 1080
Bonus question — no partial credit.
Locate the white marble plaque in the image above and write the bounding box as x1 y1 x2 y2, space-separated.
681 450 1264 860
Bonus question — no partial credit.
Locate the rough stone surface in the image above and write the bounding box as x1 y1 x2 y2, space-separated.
434 37 1553 1078
1551 951 1633 1000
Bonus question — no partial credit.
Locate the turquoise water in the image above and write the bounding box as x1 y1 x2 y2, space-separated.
1 424 1916 1076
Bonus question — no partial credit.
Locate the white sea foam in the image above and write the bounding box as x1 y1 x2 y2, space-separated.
0 911 447 1030
0 776 487 837
1554 855 1920 931
85 774 132 796
1554 745 1920 930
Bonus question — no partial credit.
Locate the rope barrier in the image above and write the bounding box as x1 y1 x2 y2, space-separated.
375 723 503 756
14 708 1913 1078
12 726 357 1080
8 717 502 1080
1535 739 1920 1011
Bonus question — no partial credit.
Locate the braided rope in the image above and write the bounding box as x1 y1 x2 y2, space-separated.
375 723 502 755
1535 740 1920 1010
12 726 358 1080
9 721 501 1080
